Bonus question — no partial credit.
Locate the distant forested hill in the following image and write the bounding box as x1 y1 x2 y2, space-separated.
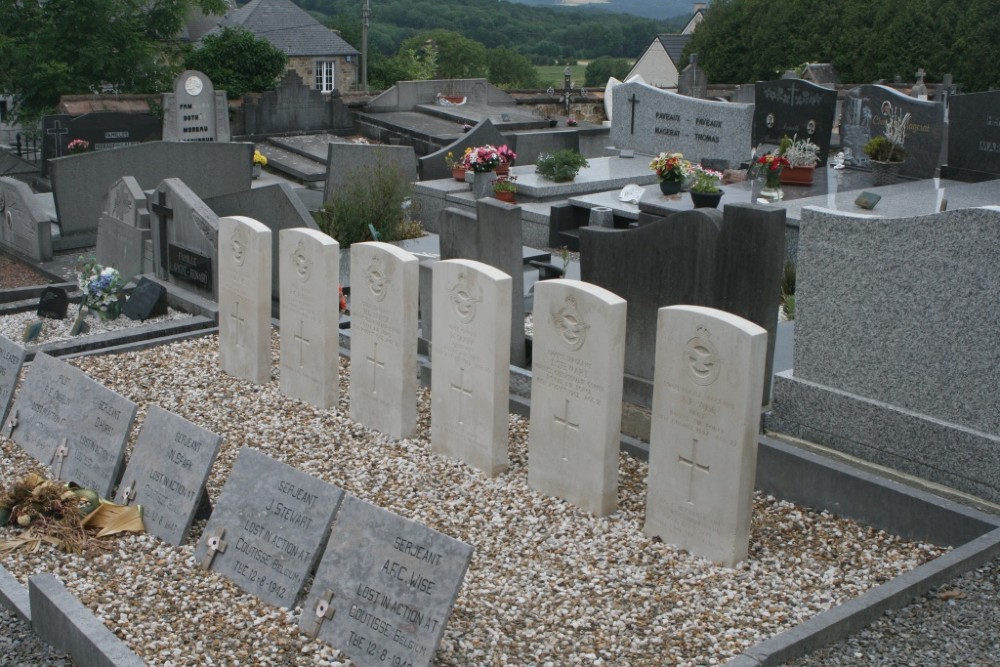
498 0 698 21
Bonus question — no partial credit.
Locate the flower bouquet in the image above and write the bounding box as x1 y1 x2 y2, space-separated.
496 145 517 175
67 139 89 155
462 145 502 173
649 151 691 195
753 153 791 200
78 259 125 320
689 165 724 208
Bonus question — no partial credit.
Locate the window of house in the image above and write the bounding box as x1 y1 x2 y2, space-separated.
315 61 335 93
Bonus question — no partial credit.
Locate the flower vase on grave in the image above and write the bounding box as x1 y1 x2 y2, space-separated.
760 166 784 201
690 189 724 209
452 167 467 181
472 171 494 199
495 162 511 177
659 180 682 196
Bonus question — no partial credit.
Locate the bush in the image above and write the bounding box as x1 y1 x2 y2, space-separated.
314 158 420 248
535 150 590 182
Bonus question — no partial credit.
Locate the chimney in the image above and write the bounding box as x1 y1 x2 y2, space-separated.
693 3 707 12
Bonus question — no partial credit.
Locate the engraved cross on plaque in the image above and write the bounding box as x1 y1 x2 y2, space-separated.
46 121 69 157
366 342 384 396
307 589 336 640
553 399 580 463
200 528 228 569
450 369 473 425
51 438 70 481
229 302 246 345
677 438 710 504
628 93 640 135
293 319 310 368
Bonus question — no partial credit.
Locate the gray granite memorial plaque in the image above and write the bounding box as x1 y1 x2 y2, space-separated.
2 352 137 499
114 405 223 546
193 447 344 608
300 495 473 667
0 335 26 425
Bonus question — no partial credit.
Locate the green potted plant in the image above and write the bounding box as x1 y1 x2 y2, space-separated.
864 106 911 185
492 175 517 202
535 150 590 182
781 135 821 185
689 166 724 208
648 151 691 196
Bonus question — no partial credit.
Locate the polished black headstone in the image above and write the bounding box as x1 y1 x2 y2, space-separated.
123 277 168 321
941 91 1000 182
753 79 837 165
36 287 68 320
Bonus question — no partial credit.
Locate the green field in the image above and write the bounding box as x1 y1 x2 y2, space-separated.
534 63 589 89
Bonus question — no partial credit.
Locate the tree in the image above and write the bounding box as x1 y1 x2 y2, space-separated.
185 28 287 99
487 47 542 89
368 48 437 90
0 0 226 123
399 29 487 79
584 57 632 87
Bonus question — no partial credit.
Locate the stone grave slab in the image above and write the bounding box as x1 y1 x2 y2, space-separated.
644 306 767 567
430 259 511 476
96 217 146 284
0 177 53 261
942 91 1000 181
102 176 149 229
840 84 944 179
418 119 508 181
113 405 222 546
0 336 26 425
349 242 419 438
528 280 625 516
2 352 138 499
152 178 220 299
300 495 473 667
161 70 231 143
324 144 418 205
193 447 344 608
279 228 340 409
610 81 753 168
219 216 272 384
753 79 837 164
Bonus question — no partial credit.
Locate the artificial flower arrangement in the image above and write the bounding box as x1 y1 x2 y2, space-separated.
462 145 502 173
67 139 89 154
253 149 268 166
754 152 791 174
689 165 723 193
784 135 821 168
649 151 692 182
566 116 578 127
77 258 125 320
496 144 517 165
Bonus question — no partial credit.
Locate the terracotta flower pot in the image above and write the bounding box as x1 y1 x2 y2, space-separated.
494 190 515 203
452 167 467 181
780 165 815 185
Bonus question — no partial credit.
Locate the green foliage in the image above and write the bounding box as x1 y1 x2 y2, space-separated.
185 28 287 99
0 0 225 122
314 157 418 248
487 47 542 89
399 29 487 79
863 135 905 163
781 261 796 320
535 150 590 182
584 56 632 87
369 48 437 90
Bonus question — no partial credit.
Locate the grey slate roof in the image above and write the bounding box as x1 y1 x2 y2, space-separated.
216 0 359 57
657 34 692 65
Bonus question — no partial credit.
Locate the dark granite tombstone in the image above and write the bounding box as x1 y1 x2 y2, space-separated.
36 287 68 320
840 84 945 179
40 112 161 178
753 79 838 165
123 278 168 321
940 91 1000 182
580 203 785 406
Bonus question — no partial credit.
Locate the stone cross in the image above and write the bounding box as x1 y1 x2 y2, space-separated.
628 93 640 134
200 528 228 569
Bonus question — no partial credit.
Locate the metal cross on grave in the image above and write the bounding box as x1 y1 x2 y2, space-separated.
149 190 173 280
51 438 70 481
553 398 580 463
677 438 711 504
46 121 69 157
628 93 640 135
293 319 310 368
450 368 474 426
200 528 228 569
366 342 384 396
306 589 337 640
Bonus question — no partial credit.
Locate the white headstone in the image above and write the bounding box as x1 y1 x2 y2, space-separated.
219 216 272 384
349 242 419 438
644 305 767 567
430 259 511 476
528 279 626 516
279 228 340 408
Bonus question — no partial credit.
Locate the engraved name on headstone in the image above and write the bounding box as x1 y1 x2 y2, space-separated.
2 352 137 499
193 447 344 608
114 405 223 545
300 496 474 667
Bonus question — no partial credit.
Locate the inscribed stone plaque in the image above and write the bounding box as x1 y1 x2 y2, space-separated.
95 215 147 284
279 228 340 409
430 260 511 476
528 280 626 516
114 405 222 545
840 84 944 179
300 496 473 667
123 277 168 322
2 352 138 499
0 336 26 425
153 178 220 299
610 82 753 169
0 177 53 262
644 306 767 567
349 242 419 438
944 91 1000 179
193 447 344 608
102 176 149 229
161 70 230 143
753 79 837 165
219 216 272 384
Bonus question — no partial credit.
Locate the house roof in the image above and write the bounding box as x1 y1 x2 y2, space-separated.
215 0 359 57
656 34 692 65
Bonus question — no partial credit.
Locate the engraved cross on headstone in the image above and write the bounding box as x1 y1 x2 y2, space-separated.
306 589 336 640
628 93 640 135
293 319 310 368
46 121 69 157
230 302 246 346
51 438 70 481
450 369 473 426
200 528 228 569
366 342 384 396
553 398 580 463
677 438 710 504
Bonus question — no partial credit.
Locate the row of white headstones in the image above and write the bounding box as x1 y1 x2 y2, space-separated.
218 216 767 567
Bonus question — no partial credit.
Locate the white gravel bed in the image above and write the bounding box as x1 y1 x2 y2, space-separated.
0 307 191 348
0 332 945 666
